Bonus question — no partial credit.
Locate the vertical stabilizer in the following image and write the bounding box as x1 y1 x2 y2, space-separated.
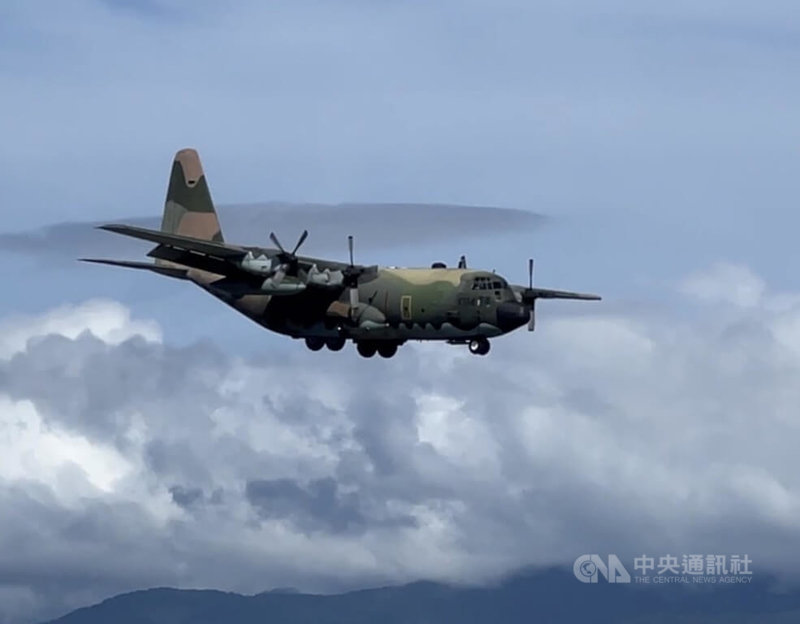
160 148 224 242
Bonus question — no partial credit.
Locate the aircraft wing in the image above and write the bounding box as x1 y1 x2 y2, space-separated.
98 224 248 259
93 223 367 289
527 287 601 300
517 286 601 301
79 258 189 279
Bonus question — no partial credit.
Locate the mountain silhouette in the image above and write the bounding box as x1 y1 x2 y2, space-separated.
43 567 800 624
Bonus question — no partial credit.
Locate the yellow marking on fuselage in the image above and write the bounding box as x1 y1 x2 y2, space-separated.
382 267 469 286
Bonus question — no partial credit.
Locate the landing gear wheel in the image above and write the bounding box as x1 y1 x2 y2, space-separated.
305 337 325 351
326 337 346 351
377 343 398 358
468 337 490 355
356 342 377 358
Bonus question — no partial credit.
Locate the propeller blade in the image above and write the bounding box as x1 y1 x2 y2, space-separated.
291 229 308 255
528 301 536 331
528 258 534 289
349 285 359 321
348 235 354 267
272 265 286 285
458 255 467 269
269 232 286 254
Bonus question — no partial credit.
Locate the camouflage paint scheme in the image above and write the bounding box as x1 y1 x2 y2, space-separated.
84 149 600 357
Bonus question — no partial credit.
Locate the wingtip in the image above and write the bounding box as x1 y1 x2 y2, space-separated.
79 258 112 265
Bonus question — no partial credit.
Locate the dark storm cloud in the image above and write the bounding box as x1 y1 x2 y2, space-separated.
246 478 367 533
169 485 204 508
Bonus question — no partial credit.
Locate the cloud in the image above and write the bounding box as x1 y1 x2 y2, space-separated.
0 203 544 262
3 0 799 236
679 262 766 307
1 263 800 621
0 396 131 496
0 299 161 358
245 477 369 534
2 3 800 621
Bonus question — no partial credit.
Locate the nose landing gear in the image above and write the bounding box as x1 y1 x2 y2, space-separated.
468 337 490 356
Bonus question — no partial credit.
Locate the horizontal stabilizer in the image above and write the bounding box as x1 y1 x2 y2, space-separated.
98 224 246 259
80 258 189 279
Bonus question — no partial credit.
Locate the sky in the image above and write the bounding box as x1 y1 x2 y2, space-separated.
1 1 800 621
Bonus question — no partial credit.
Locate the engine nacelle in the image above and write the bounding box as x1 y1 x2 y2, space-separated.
260 277 306 295
240 252 275 276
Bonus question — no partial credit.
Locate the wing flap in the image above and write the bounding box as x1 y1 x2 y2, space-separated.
145 244 250 277
98 224 246 259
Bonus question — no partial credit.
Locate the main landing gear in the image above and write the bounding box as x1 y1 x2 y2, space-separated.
356 341 399 359
304 336 346 352
305 337 400 358
325 336 346 351
468 337 491 356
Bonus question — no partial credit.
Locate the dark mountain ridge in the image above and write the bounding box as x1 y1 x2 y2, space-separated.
45 567 800 624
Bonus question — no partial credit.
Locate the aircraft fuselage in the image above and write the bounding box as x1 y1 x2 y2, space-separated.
203 266 530 345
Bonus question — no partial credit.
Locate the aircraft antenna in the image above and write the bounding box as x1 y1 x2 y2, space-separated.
528 258 536 332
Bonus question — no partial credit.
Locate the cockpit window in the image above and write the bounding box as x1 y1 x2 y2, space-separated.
472 277 506 291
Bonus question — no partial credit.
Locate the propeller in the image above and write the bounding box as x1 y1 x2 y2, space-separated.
343 235 361 317
268 229 308 283
527 258 536 331
270 229 308 261
458 255 467 269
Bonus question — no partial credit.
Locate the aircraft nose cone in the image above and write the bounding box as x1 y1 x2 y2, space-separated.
496 301 529 332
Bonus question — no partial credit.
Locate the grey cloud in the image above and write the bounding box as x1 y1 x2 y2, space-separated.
245 477 417 535
3 333 223 442
169 485 204 508
246 478 367 534
1 271 800 621
0 203 544 261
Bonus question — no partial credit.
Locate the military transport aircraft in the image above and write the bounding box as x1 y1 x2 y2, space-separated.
84 149 600 358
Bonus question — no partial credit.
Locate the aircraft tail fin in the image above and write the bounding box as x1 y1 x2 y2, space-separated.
160 148 224 243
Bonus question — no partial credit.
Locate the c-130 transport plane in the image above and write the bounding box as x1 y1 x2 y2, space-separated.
85 149 601 358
